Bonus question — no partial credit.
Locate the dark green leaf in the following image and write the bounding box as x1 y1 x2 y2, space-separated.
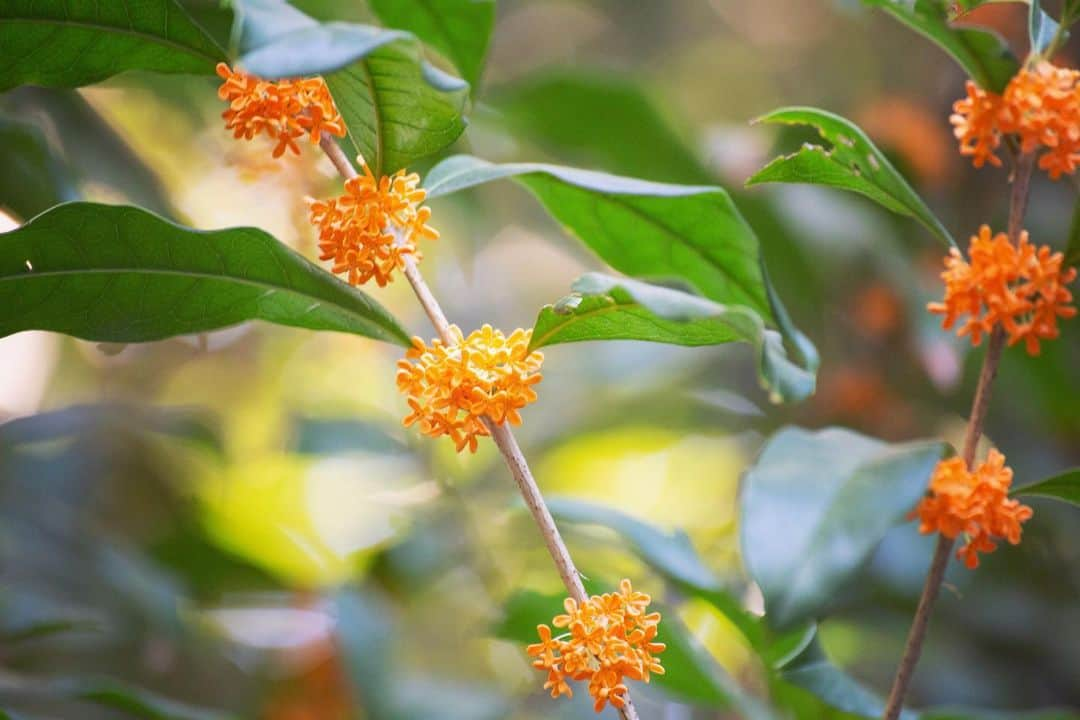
544 497 765 649
741 427 947 629
325 45 468 176
0 404 223 456
1030 0 1062 56
2 88 177 220
491 70 713 184
862 0 1019 92
532 273 815 403
749 107 955 248
1013 468 1080 507
777 629 916 720
0 203 409 345
0 116 77 222
235 0 467 176
425 155 773 317
0 0 225 92
369 0 495 90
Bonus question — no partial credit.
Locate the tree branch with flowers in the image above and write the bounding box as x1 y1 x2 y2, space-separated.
0 0 1078 719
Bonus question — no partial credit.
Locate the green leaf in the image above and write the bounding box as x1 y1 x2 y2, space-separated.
546 496 767 650
862 0 1019 92
1030 0 1062 55
425 155 773 318
0 203 409 345
235 0 467 176
1013 468 1080 507
924 708 1080 720
491 69 714 184
369 0 495 90
0 0 225 92
0 404 224 457
532 273 815 403
777 629 916 720
3 88 177 220
748 107 955 249
741 427 947 629
0 116 77 222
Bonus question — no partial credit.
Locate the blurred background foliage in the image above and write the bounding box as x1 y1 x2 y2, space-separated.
0 0 1078 718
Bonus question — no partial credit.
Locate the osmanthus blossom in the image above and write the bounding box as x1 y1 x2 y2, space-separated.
216 64 345 158
951 62 1080 179
928 226 1076 355
308 162 438 287
912 450 1033 569
395 325 543 453
527 580 665 713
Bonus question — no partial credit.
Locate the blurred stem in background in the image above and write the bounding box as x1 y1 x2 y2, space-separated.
881 148 1037 720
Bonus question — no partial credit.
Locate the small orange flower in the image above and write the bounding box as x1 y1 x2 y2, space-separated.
911 450 1033 569
396 325 542 453
216 63 345 158
1000 62 1080 179
950 63 1080 179
527 580 665 713
927 226 1076 355
950 80 1005 168
308 161 438 287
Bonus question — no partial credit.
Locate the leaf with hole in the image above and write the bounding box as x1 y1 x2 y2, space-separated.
532 273 815 403
0 0 225 92
748 107 955 248
741 427 947 629
0 203 409 345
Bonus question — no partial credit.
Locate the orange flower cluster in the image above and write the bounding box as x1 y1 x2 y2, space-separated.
912 450 1032 569
527 580 665 713
396 325 542 453
308 162 438 287
216 63 345 158
951 63 1080 178
927 226 1076 355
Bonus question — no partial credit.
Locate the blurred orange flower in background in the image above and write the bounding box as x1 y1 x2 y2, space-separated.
527 579 665 713
927 226 1076 355
308 162 438 287
396 325 543 453
216 63 345 158
912 450 1033 569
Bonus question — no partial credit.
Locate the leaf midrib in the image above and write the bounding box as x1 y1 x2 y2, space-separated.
0 266 354 312
531 297 748 350
3 16 222 63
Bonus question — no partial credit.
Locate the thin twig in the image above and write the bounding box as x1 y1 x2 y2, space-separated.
318 133 641 720
881 149 1034 720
